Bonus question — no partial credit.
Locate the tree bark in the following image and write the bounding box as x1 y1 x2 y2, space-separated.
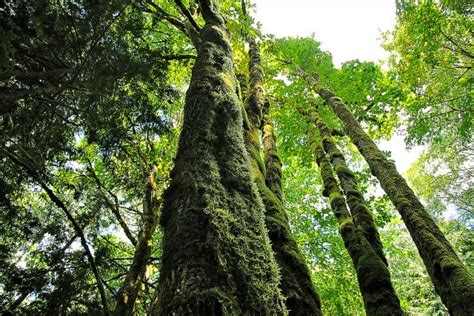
307 108 387 265
309 131 403 315
262 101 283 202
115 167 159 315
243 39 321 315
318 88 474 315
155 1 285 314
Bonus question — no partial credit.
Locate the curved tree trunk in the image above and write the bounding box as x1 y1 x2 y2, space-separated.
318 88 474 315
242 38 321 315
309 131 403 315
155 1 285 314
115 167 159 316
262 101 283 202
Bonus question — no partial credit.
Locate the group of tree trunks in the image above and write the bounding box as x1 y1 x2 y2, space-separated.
155 1 473 315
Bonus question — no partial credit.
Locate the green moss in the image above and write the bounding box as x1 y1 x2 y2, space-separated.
330 128 345 136
156 17 285 315
346 189 364 200
338 217 353 234
329 96 342 103
242 40 321 314
322 135 333 144
219 72 236 92
322 87 474 314
335 164 355 177
310 116 403 314
329 191 345 209
394 196 411 210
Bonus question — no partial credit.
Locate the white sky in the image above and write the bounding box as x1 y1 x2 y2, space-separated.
253 0 424 173
253 0 397 66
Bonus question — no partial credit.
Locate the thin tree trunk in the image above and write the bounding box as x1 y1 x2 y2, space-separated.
86 160 137 246
115 167 159 315
318 88 474 315
262 101 283 202
243 39 321 314
309 131 403 315
307 107 387 265
155 1 285 314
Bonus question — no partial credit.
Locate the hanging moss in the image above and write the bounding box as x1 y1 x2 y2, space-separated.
318 87 474 315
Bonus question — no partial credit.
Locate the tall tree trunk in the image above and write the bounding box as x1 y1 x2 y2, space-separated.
155 1 285 314
309 131 403 315
307 108 387 265
318 88 474 315
115 167 159 316
262 101 283 202
243 38 321 315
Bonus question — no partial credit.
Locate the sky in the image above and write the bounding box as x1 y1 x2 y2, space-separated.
253 0 424 173
253 0 397 66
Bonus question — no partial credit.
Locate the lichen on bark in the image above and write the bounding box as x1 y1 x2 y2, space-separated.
155 2 285 314
318 87 474 315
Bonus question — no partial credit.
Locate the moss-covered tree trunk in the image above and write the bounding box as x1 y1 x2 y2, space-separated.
262 101 283 202
242 38 321 315
115 167 159 315
155 2 285 314
309 131 403 315
318 88 474 315
307 108 387 265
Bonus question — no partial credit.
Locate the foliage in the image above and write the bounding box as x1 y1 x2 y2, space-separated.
385 1 473 146
0 0 472 314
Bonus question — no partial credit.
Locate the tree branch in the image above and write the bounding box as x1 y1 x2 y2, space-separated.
0 148 109 315
145 0 187 34
439 27 474 59
174 0 201 32
85 158 137 246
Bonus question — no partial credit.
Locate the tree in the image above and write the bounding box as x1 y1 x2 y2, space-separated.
1 0 181 313
155 0 285 313
318 87 474 315
266 35 473 314
1 0 472 314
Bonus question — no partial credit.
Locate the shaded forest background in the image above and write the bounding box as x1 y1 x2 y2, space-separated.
0 0 472 314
